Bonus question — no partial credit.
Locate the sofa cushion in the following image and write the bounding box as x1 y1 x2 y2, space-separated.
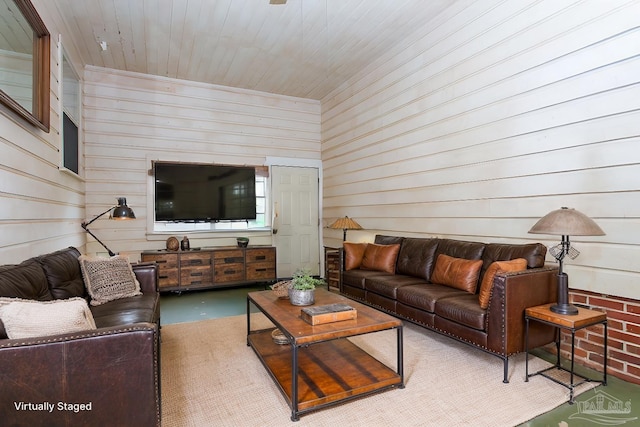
37 247 86 299
364 275 427 299
478 258 528 309
430 254 483 293
342 269 388 289
480 243 547 283
434 239 485 262
435 293 487 331
374 235 405 246
396 283 468 313
343 242 368 270
79 255 142 306
90 294 159 328
0 260 53 301
0 297 96 339
361 243 401 274
396 238 439 280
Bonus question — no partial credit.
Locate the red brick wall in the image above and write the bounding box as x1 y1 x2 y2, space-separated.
547 290 640 385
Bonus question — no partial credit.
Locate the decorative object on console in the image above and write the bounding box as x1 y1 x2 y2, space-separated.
181 236 190 251
81 197 136 256
288 268 325 306
237 237 249 247
528 207 605 315
166 236 179 251
329 216 363 241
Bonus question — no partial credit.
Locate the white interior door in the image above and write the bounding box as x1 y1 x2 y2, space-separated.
271 166 320 279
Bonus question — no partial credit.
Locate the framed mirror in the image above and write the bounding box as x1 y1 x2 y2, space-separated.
0 0 50 132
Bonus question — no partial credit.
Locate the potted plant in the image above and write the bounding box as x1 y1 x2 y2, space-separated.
288 268 325 306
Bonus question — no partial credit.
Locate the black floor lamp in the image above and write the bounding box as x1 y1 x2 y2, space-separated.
528 207 605 315
81 197 136 256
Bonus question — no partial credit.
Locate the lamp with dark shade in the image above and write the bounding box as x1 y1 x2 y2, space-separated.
528 207 604 315
81 197 136 256
328 216 362 241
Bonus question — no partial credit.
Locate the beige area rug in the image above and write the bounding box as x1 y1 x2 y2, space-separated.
161 313 596 427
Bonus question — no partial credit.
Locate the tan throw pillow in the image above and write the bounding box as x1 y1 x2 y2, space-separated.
0 297 96 339
79 255 142 306
478 258 527 309
343 242 368 270
430 254 483 293
360 243 401 274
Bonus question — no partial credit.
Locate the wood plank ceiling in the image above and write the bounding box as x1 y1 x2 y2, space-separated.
46 0 455 100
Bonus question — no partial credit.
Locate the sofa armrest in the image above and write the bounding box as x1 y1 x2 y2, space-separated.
486 266 558 355
133 262 159 294
0 323 160 426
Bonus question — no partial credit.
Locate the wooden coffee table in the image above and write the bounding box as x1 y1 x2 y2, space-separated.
247 289 404 421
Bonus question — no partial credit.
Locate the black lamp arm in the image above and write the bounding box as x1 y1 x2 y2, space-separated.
81 205 117 257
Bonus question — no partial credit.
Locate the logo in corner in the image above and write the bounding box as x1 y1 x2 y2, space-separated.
568 389 637 425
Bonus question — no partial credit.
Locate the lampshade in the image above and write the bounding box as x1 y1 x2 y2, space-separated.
329 216 362 231
328 216 362 241
110 197 136 220
83 197 136 256
528 207 604 236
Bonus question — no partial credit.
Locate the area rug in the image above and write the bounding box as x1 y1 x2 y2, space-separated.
161 313 596 426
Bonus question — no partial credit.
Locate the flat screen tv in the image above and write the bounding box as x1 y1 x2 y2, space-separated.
154 162 256 222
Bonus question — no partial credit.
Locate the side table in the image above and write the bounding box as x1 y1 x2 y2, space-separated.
323 246 341 291
525 303 607 403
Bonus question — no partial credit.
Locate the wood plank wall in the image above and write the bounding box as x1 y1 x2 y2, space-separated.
82 67 320 258
321 0 640 300
0 5 85 264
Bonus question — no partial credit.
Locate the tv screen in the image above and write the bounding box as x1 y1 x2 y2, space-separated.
154 163 256 222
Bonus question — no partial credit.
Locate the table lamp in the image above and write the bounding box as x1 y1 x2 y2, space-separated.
528 207 604 315
328 216 362 241
81 197 136 256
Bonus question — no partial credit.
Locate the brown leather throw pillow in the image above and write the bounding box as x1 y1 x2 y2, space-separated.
478 258 527 309
430 254 483 293
343 242 368 270
360 243 401 274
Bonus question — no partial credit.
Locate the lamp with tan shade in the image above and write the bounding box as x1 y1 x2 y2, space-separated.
328 216 362 241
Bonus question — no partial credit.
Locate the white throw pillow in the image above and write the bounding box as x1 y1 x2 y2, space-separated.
0 297 96 339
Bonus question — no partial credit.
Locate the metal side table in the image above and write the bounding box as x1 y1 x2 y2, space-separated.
525 303 607 404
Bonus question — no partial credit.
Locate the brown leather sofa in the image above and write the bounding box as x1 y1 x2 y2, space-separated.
341 235 558 382
0 247 160 426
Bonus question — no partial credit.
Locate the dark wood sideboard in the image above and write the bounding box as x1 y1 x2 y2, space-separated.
141 246 276 292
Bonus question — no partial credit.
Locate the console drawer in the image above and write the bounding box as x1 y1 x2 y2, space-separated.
213 250 244 265
181 265 212 286
181 252 212 266
214 263 244 282
246 262 276 281
245 248 276 264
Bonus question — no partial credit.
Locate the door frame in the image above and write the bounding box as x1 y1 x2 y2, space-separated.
265 157 324 278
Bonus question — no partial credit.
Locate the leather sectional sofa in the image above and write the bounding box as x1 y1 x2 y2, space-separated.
0 247 160 426
340 235 558 382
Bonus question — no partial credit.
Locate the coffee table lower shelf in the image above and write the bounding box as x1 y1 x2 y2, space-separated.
248 328 402 421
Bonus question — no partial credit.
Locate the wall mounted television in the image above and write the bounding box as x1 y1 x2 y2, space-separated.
154 162 256 222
